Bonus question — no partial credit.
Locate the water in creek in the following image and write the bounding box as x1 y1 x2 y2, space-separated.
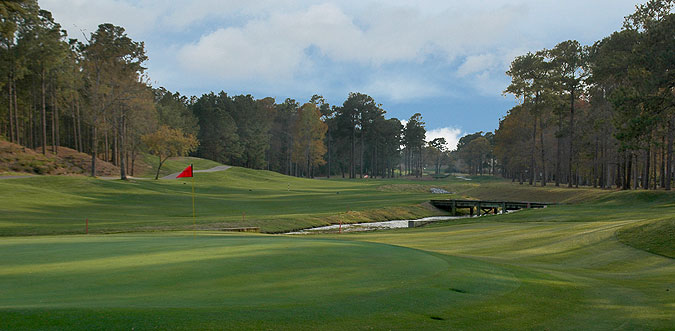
285 216 464 234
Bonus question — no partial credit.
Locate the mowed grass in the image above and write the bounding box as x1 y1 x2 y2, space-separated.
0 232 516 330
338 219 674 330
1 166 674 329
1 164 672 236
1 166 459 235
0 219 672 330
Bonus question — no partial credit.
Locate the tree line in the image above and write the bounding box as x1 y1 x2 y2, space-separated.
455 0 674 190
1 0 441 179
187 91 429 179
1 1 156 178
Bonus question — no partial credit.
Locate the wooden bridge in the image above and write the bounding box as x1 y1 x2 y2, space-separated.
430 199 554 216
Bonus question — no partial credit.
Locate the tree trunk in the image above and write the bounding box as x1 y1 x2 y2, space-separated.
633 153 638 190
76 97 83 152
643 142 650 190
666 119 673 191
120 115 127 180
556 112 562 187
539 114 546 186
568 89 575 188
41 69 47 155
661 136 666 188
593 137 598 188
131 140 137 177
360 131 364 178
8 71 15 143
287 137 292 176
327 128 331 178
530 113 536 185
51 93 58 154
51 93 55 154
603 136 609 189
91 126 98 177
624 152 632 190
29 102 34 149
155 156 164 180
104 122 109 162
13 79 20 145
72 112 77 152
350 124 355 179
652 144 657 190
113 125 118 166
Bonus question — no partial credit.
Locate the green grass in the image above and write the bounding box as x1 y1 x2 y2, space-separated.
617 218 675 258
1 165 674 329
337 220 674 330
0 166 457 235
1 220 672 330
0 232 517 330
2 165 674 236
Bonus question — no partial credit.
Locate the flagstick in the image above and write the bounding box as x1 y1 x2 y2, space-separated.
191 164 196 238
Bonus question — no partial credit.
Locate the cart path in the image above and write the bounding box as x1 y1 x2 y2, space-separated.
161 165 231 179
0 175 34 180
95 165 232 180
1 165 231 180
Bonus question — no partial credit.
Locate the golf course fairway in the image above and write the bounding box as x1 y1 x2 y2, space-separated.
1 232 515 330
1 166 673 329
1 219 673 330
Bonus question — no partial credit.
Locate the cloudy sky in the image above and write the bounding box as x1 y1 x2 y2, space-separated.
42 0 639 150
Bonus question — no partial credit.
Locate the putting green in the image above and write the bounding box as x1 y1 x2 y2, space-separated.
0 232 517 329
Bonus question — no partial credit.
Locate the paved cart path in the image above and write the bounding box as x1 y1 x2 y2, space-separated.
161 165 231 179
94 165 232 180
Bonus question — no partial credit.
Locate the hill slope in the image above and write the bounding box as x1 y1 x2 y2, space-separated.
0 140 119 176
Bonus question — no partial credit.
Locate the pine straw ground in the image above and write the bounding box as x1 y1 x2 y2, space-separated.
0 140 147 177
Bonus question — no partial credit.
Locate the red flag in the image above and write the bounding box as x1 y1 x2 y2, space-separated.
176 164 193 178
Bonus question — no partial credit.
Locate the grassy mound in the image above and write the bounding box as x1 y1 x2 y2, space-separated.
0 140 119 176
617 218 675 258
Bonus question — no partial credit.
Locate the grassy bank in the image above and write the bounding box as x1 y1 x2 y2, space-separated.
3 163 674 235
1 166 454 235
617 218 675 258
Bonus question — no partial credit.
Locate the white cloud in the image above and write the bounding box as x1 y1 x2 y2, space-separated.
177 3 355 81
457 54 497 78
174 2 526 86
426 127 463 151
360 75 445 102
41 0 640 109
41 0 159 39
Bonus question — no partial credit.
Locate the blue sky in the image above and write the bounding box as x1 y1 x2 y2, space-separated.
42 0 639 150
